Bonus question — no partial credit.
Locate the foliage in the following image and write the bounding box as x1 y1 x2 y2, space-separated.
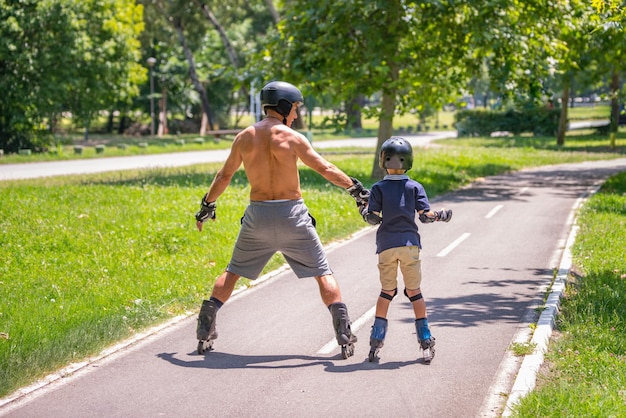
455 108 560 137
0 0 146 152
139 0 276 130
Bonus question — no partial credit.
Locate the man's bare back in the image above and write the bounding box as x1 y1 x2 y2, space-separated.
202 108 355 211
236 117 305 201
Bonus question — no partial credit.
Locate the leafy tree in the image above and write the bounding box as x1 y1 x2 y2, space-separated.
266 0 565 178
140 0 276 132
0 0 145 151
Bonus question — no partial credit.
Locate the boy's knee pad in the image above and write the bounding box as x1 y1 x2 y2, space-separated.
379 288 398 301
404 288 423 302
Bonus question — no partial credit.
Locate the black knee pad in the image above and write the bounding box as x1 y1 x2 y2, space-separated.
379 288 398 301
404 289 423 302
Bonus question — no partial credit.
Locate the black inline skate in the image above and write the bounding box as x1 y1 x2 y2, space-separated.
329 303 357 359
197 299 219 354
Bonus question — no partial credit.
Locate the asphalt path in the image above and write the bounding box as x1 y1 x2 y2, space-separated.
0 132 452 181
2 134 626 417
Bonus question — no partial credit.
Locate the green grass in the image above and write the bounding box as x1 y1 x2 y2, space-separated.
511 171 626 417
0 133 624 399
0 135 235 164
1 104 616 164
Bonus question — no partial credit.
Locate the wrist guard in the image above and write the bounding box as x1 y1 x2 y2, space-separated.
347 177 370 207
435 209 452 222
195 194 216 223
419 211 436 224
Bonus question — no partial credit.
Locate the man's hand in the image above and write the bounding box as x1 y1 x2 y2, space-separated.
347 177 370 207
195 194 216 231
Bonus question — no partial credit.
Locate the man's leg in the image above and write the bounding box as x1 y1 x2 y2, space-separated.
316 275 357 357
197 271 241 349
314 274 342 306
211 270 241 304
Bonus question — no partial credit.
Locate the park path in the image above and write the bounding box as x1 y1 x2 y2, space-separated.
2 152 626 416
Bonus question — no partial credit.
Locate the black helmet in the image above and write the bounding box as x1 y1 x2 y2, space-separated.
260 81 304 118
379 136 413 170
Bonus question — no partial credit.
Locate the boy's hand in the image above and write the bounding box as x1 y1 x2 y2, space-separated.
435 209 452 222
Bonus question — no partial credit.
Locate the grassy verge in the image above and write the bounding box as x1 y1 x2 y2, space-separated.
511 171 626 417
0 134 624 399
1 105 617 164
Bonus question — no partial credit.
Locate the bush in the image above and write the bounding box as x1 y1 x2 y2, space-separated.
455 108 560 137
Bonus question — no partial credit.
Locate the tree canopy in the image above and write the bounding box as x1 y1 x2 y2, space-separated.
1 0 625 161
0 0 145 152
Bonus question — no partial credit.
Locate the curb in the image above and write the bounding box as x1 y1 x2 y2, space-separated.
502 183 601 416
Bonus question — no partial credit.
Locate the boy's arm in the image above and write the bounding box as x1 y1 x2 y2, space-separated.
418 208 452 223
362 185 382 225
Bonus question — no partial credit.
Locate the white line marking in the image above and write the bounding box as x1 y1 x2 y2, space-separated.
485 204 504 219
437 232 471 257
317 306 376 354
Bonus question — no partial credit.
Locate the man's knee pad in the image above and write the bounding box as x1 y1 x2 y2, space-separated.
404 288 423 302
370 316 388 341
379 288 398 301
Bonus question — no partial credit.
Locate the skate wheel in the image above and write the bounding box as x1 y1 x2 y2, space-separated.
341 343 354 359
423 348 433 364
197 339 213 355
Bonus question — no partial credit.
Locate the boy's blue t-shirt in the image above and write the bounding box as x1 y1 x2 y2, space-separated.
368 174 431 254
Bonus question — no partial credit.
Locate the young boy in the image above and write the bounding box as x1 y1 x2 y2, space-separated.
361 136 452 363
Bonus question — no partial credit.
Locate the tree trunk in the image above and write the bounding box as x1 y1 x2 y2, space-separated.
196 1 248 98
557 76 570 146
265 0 279 24
106 110 114 133
345 95 364 131
372 62 398 180
158 89 168 136
118 114 128 135
610 67 620 134
173 18 214 133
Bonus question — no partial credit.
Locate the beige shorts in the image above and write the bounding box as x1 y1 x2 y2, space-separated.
377 246 422 291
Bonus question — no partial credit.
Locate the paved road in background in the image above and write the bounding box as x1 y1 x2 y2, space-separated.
3 148 626 416
0 132 453 181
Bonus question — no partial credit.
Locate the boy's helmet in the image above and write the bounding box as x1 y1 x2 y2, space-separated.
379 136 413 170
260 81 304 118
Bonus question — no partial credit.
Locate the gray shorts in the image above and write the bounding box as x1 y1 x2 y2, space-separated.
227 199 332 279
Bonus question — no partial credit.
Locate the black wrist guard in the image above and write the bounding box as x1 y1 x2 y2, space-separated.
195 194 216 223
347 177 370 207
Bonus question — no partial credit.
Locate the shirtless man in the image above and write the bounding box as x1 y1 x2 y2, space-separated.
194 81 370 358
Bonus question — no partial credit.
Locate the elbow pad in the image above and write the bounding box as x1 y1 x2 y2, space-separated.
366 212 382 225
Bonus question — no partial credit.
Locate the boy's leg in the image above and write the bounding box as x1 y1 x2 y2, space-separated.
369 288 397 361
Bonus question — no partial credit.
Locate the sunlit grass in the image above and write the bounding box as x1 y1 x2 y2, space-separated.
511 171 626 417
0 136 624 399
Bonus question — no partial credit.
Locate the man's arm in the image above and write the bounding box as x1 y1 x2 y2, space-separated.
295 136 353 188
294 135 369 207
195 135 244 231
